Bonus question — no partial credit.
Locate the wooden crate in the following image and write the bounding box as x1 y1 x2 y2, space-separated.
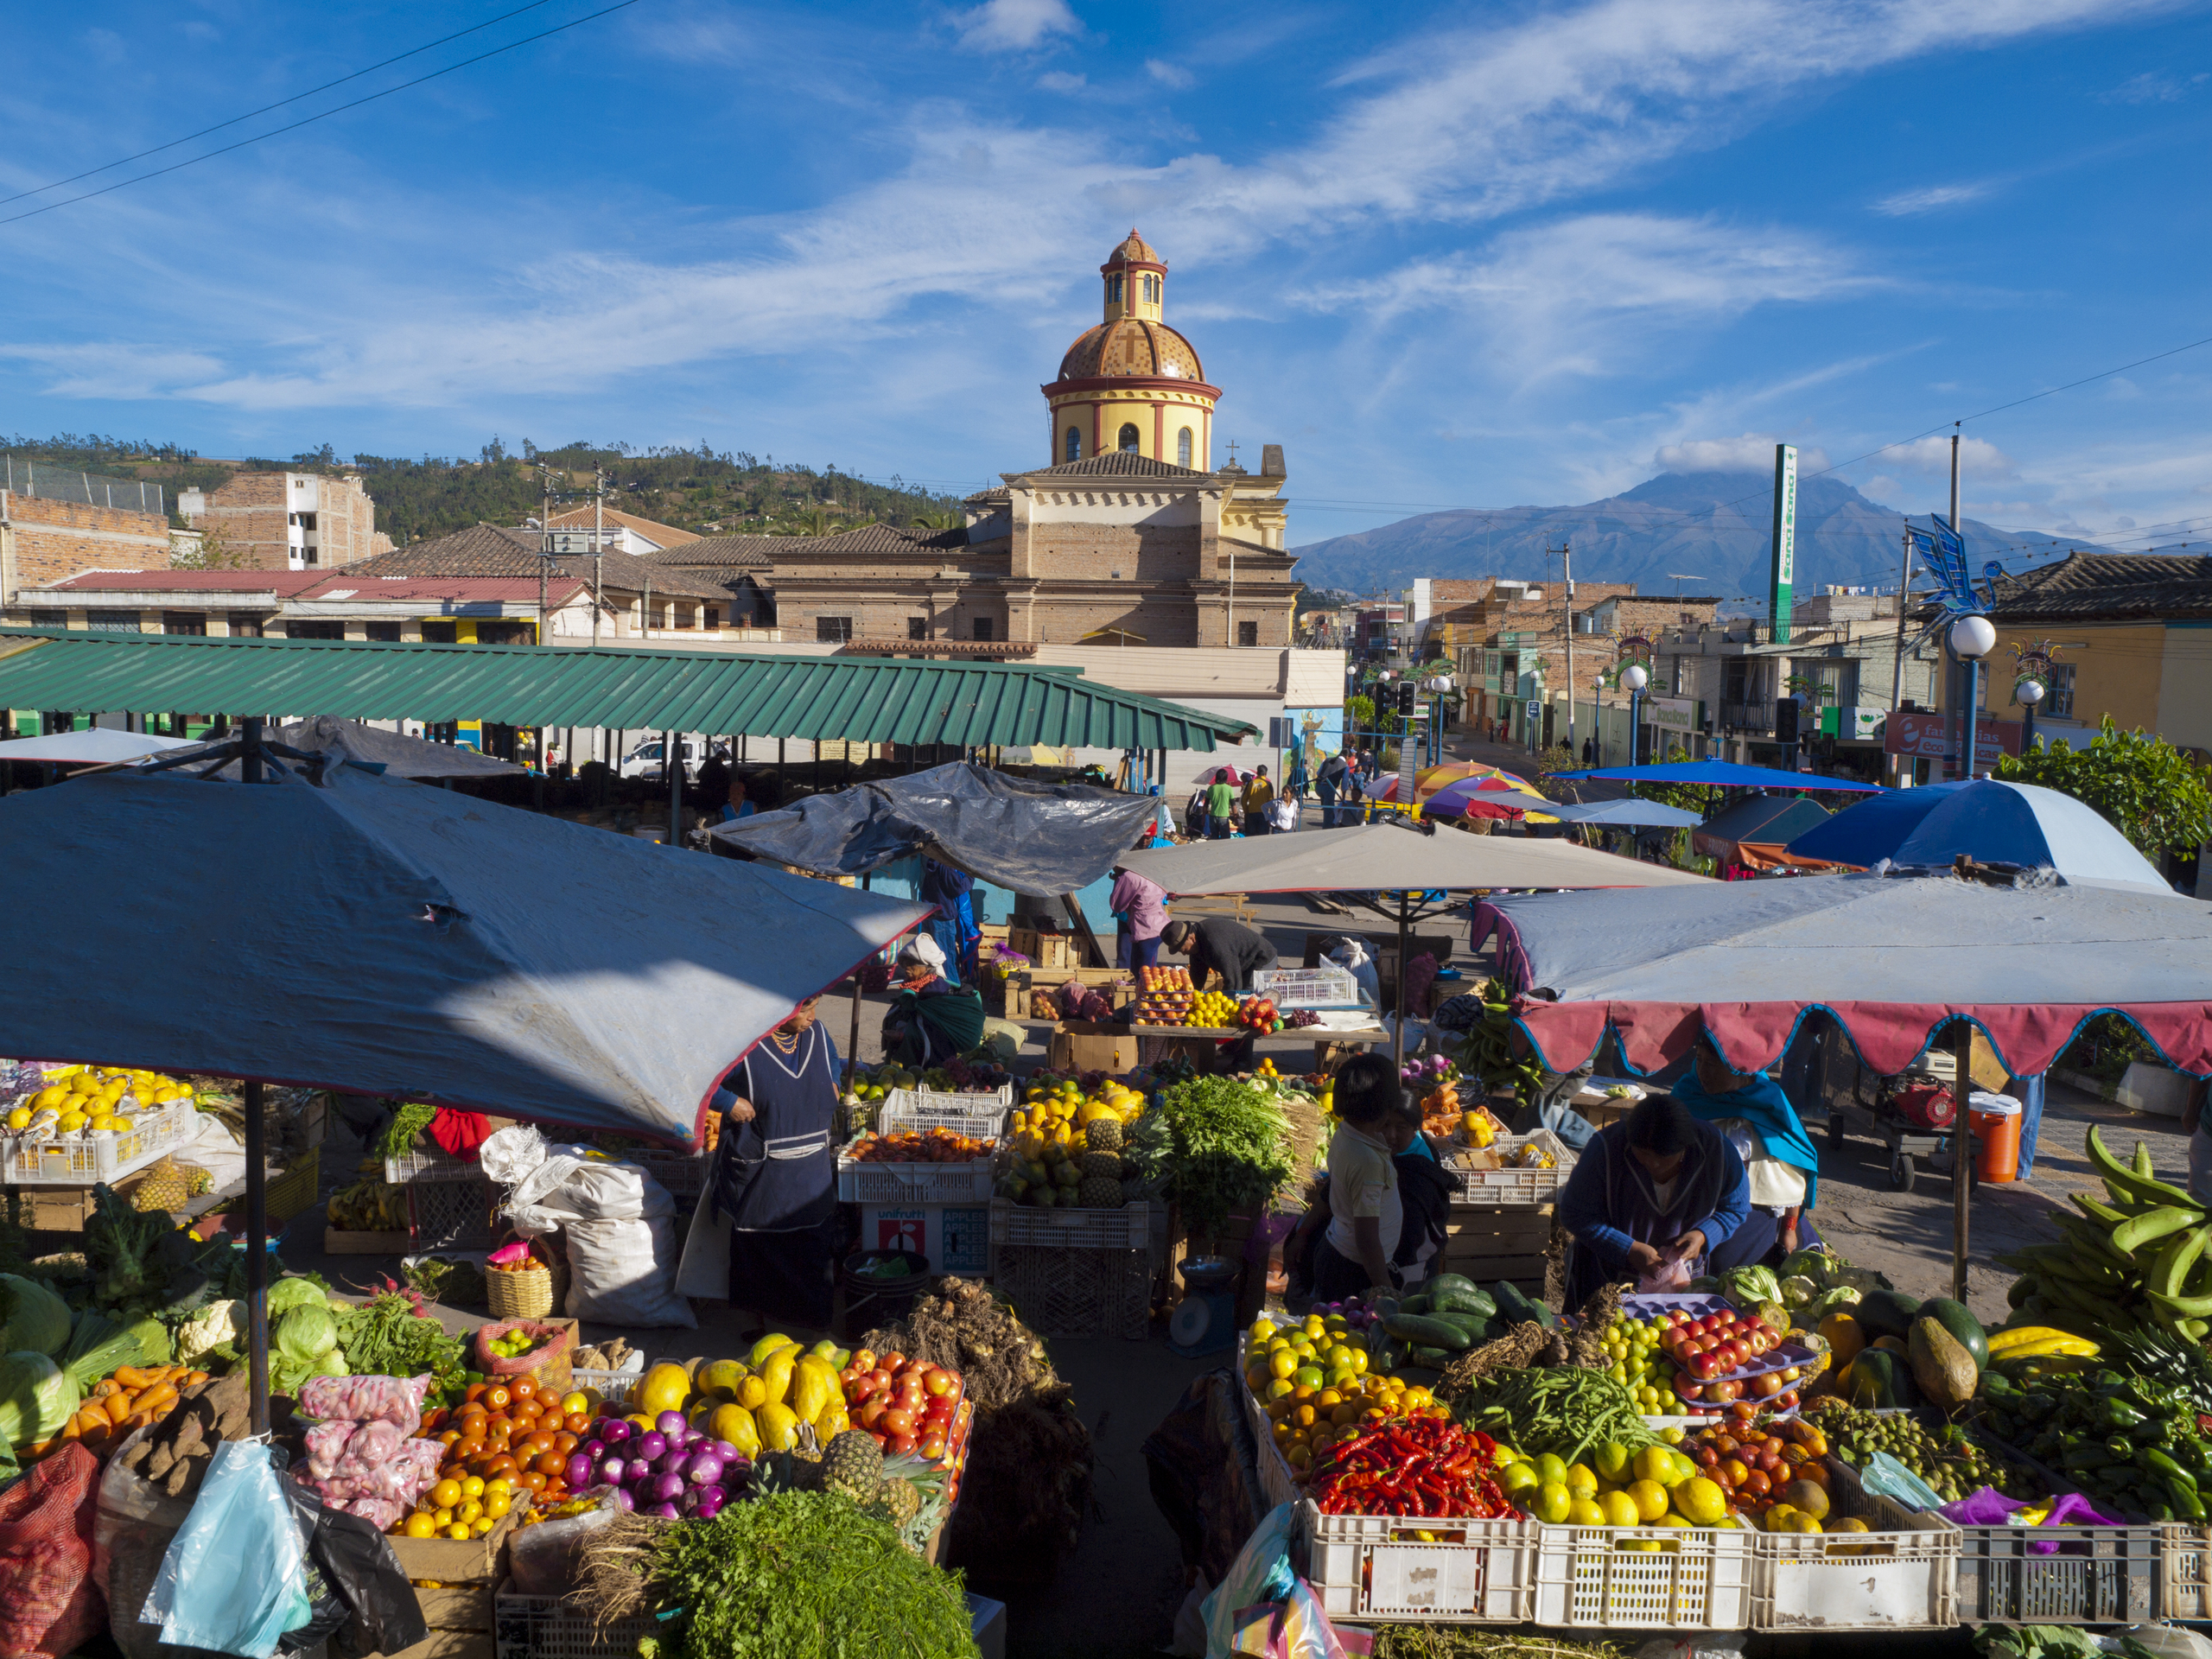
1007 927 1074 970
1438 1202 1554 1293
376 1508 524 1659
325 1227 412 1254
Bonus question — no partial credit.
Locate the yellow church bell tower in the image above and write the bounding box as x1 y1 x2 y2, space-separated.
1044 230 1221 469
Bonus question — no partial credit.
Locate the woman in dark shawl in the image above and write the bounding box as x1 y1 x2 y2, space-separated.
1557 1095 1751 1306
880 932 985 1067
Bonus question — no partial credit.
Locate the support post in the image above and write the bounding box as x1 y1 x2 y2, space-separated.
245 1077 269 1435
845 972 864 1092
666 728 681 842
1391 893 1410 1077
1061 893 1109 968
1953 1020 1974 1302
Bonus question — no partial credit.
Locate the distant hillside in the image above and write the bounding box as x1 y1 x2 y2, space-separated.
1291 470 2088 603
0 434 965 546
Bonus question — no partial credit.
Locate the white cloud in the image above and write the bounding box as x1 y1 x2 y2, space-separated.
1036 70 1085 92
0 342 229 401
2105 68 2209 101
954 0 1078 52
1878 433 2017 477
1146 58 1194 88
1872 181 1991 215
1656 435 1834 474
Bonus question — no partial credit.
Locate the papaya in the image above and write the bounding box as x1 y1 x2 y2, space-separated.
789 1354 837 1426
1843 1347 1920 1408
1915 1297 1988 1370
755 1401 799 1451
1818 1313 1866 1367
757 1345 798 1408
748 1331 798 1369
1909 1315 1980 1409
1872 1335 1908 1355
707 1401 762 1459
1854 1289 1923 1343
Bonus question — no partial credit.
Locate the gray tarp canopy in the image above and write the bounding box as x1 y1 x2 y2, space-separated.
147 715 523 780
1120 819 1713 896
0 764 929 1144
709 760 1161 896
1479 874 2212 1080
1540 798 1705 829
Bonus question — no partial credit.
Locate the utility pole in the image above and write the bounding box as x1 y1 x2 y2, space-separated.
592 466 607 649
1948 427 1964 780
537 465 557 645
1889 528 1916 786
1560 542 1575 762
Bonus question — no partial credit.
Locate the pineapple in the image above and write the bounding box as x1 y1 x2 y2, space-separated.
822 1430 884 1499
1077 1175 1122 1209
130 1158 189 1214
1079 1150 1122 1182
868 1475 922 1529
1084 1117 1125 1153
183 1163 213 1198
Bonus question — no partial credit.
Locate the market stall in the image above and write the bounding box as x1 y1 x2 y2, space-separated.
1785 776 2171 892
1689 792 1838 871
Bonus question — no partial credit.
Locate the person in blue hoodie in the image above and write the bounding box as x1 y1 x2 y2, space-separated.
1559 1096 1750 1306
1672 1036 1822 1274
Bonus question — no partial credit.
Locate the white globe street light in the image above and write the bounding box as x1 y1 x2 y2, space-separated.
1619 663 1649 692
2017 678 2045 706
1949 615 1997 659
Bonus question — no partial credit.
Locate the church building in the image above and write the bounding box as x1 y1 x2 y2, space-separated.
652 232 1298 651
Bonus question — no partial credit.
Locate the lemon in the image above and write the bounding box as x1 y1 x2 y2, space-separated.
1534 1452 1568 1486
56 1111 87 1133
1498 1462 1541 1496
1531 1481 1572 1524
1631 1446 1676 1485
1671 1476 1728 1527
1599 1490 1642 1527
1567 1496 1606 1527
1563 1463 1598 1499
4 1108 29 1131
1626 1478 1670 1522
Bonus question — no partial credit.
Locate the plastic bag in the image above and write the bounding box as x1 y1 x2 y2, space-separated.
507 1489 623 1595
296 1373 432 1429
0 1440 104 1659
276 1475 348 1656
147 1440 311 1657
1941 1487 2124 1553
473 1318 575 1380
1637 1252 1694 1293
1224 1581 1351 1659
315 1507 425 1659
1200 1502 1298 1659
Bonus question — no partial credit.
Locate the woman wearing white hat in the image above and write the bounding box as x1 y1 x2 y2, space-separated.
879 932 984 1067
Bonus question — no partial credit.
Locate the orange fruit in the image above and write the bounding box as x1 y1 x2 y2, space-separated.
430 1478 463 1510
404 1512 439 1539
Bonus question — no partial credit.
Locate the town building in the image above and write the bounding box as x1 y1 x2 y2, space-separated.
542 505 699 557
1 463 172 607
176 471 389 571
647 232 1298 652
12 567 588 645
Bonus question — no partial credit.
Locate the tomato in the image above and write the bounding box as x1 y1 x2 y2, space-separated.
531 1451 564 1478
518 1470 548 1493
485 1386 512 1411
550 1432 578 1456
464 1382 489 1406
919 1433 946 1460
512 1376 537 1402
438 1429 463 1448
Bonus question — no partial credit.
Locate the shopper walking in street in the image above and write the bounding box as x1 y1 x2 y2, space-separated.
1243 765 1275 836
1205 769 1237 839
713 995 839 1335
1317 747 1351 828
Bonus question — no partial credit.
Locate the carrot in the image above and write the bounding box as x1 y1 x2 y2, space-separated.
91 1378 118 1400
131 1382 179 1419
100 1392 138 1427
112 1365 160 1390
181 1370 210 1388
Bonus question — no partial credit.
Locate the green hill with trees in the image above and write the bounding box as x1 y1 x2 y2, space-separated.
2 433 969 547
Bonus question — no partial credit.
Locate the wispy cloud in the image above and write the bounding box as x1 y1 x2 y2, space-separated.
2104 67 2209 101
1146 58 1194 88
1656 435 1834 474
1872 181 1993 215
953 0 1078 53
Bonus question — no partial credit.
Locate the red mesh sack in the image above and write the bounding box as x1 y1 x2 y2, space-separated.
0 1442 105 1659
473 1318 574 1382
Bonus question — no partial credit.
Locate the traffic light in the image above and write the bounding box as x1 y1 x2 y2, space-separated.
1774 697 1799 742
1395 680 1417 717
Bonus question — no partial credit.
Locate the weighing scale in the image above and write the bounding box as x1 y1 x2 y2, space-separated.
1167 1255 1240 1357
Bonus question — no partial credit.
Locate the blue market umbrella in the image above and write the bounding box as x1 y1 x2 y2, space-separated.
1552 760 1884 791
1785 779 2169 893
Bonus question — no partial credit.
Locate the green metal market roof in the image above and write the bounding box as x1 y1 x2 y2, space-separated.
0 629 1257 752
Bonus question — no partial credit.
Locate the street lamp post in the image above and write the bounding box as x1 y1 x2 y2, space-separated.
2017 676 2044 752
1620 662 1649 766
1949 615 1996 779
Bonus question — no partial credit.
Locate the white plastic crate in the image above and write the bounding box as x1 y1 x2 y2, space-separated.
2159 1523 2212 1620
3 1100 199 1185
1234 1333 1302 1514
571 1361 645 1405
494 1580 657 1659
384 1147 485 1184
1441 1128 1575 1206
994 1198 1152 1251
1748 1457 1959 1630
1251 965 1363 1010
879 1096 1008 1141
1532 1524 1755 1630
836 1150 997 1205
883 1083 1014 1116
1306 1506 1536 1624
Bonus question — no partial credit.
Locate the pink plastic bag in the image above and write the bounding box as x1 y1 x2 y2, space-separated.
296 1373 432 1430
1939 1486 2125 1554
303 1420 353 1479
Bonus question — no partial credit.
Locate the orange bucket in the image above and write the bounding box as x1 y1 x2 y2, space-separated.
1969 1094 2023 1182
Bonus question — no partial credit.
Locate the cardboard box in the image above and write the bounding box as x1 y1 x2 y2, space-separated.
386 1505 523 1586
860 1203 992 1275
16 1186 99 1232
1049 1020 1137 1074
411 1584 495 1627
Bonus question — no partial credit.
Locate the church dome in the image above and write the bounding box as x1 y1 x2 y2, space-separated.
1057 318 1205 384
1101 229 1161 270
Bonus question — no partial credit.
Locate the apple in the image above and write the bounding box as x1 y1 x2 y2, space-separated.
922 1367 955 1398
881 1407 915 1438
1727 1400 1759 1421
1775 1390 1800 1411
887 1433 918 1457
1673 1372 1703 1402
1748 1372 1783 1400
1708 1378 1743 1404
1778 1367 1801 1383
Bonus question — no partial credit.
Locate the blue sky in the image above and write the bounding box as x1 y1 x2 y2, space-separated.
3 0 2209 554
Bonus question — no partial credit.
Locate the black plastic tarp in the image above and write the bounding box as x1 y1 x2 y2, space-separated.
709 761 1160 896
150 715 522 780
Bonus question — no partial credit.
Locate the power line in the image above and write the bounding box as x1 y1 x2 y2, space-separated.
0 0 562 209
0 0 648 229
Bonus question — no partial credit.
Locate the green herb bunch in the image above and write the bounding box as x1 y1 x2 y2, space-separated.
1157 1075 1294 1240
641 1490 976 1659
375 1102 439 1160
335 1291 467 1397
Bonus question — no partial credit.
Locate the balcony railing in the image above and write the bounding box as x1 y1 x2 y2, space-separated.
1719 700 1776 734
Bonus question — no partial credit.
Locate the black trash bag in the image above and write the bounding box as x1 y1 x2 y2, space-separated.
318 1509 428 1659
276 1478 348 1655
1141 1370 1269 1589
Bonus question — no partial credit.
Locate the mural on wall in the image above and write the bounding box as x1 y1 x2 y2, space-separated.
1290 704 1342 782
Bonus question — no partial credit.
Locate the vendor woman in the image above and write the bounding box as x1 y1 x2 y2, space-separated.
714 995 838 1335
1558 1095 1750 1306
879 934 985 1066
1672 1037 1821 1273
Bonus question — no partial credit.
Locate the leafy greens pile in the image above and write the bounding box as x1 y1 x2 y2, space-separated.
1156 1075 1295 1240
634 1491 976 1659
375 1101 439 1160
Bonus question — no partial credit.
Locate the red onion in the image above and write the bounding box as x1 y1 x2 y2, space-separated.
647 1501 682 1518
613 1488 636 1512
601 1418 633 1446
637 1431 668 1462
565 1452 594 1488
710 1441 739 1462
695 1486 726 1520
655 1410 689 1438
685 1451 725 1486
652 1471 687 1504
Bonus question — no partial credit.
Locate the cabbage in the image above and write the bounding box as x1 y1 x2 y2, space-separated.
177 1300 245 1363
1811 1286 1863 1317
63 1308 146 1392
1779 1247 1835 1286
1780 1274 1819 1310
266 1277 327 1318
0 1274 72 1357
309 1349 349 1380
0 1351 78 1446
276 1302 338 1365
1719 1265 1783 1307
125 1314 174 1366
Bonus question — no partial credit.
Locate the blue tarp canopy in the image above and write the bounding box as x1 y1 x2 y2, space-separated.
1785 779 2170 893
0 765 930 1145
1540 798 1706 829
1552 760 1885 791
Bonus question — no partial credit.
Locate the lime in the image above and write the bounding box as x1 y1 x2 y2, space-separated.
1534 1452 1568 1486
1532 1480 1572 1524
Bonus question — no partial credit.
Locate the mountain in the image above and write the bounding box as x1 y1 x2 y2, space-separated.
1289 470 2085 605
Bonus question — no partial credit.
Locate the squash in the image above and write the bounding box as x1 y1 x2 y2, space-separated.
1909 1316 1980 1409
1819 1313 1867 1367
1854 1289 1923 1343
1843 1348 1920 1408
1915 1297 1989 1370
1872 1335 1908 1356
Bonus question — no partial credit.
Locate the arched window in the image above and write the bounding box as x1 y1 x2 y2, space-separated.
1144 274 1160 305
1107 273 1123 306
1177 426 1193 467
1118 423 1141 454
1065 426 1082 461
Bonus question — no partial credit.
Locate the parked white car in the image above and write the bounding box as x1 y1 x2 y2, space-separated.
619 737 706 781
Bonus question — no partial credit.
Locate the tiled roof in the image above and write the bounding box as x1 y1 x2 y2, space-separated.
1007 453 1211 483
347 524 735 601
1988 551 2212 621
1103 228 1161 269
964 486 1011 507
648 536 778 570
37 569 326 594
545 505 700 547
297 575 585 604
1056 317 1205 384
659 524 969 565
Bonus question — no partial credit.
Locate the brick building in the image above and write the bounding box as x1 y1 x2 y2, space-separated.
177 470 388 571
1 477 173 606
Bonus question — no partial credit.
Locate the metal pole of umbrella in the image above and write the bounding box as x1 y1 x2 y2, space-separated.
240 715 270 1435
1391 892 1409 1077
1953 1020 1974 1302
666 729 680 843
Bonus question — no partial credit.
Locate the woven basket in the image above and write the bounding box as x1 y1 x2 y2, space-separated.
485 1259 567 1320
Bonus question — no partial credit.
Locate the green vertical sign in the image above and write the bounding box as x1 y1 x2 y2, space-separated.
1770 442 1797 644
